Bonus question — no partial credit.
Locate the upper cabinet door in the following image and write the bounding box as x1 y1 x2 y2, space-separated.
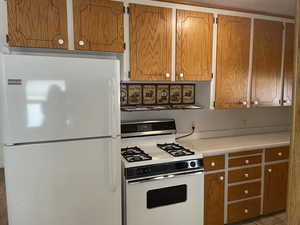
251 19 283 106
176 10 213 81
73 0 124 52
7 0 68 49
215 15 251 109
283 23 295 106
129 4 172 81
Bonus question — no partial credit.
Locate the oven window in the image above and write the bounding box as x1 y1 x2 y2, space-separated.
147 185 187 209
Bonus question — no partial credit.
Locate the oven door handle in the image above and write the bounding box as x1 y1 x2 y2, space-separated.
127 170 204 185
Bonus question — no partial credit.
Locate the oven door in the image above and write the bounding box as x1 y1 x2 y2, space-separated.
125 170 204 225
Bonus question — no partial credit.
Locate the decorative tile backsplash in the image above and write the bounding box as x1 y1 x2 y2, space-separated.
121 83 195 106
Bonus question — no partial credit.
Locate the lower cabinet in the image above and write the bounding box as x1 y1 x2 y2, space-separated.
203 148 289 225
204 172 225 225
0 169 8 225
263 162 289 214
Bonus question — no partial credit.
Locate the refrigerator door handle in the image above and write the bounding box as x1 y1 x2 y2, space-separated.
109 138 120 192
110 78 120 138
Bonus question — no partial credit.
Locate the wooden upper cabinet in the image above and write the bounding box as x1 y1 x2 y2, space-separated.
283 23 295 105
7 0 68 49
73 0 124 52
263 162 288 215
215 15 251 109
129 4 172 81
204 172 225 225
251 19 283 106
176 10 213 81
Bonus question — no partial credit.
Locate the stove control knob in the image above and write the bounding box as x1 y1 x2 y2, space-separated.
190 161 196 168
143 168 150 174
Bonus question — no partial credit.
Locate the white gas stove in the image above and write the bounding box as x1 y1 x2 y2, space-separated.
121 119 204 225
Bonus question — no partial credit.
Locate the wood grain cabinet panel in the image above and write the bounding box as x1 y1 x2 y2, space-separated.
228 198 261 223
215 15 251 109
265 146 289 162
251 19 283 106
228 181 261 201
129 4 172 81
73 0 124 52
283 23 295 105
263 162 288 214
229 155 262 168
203 155 225 171
229 149 263 157
176 10 213 81
0 169 8 225
7 0 68 49
228 166 261 183
204 172 225 225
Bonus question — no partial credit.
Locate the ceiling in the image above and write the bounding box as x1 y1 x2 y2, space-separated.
189 0 296 16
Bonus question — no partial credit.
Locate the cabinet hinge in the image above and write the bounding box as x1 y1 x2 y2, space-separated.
213 101 216 108
127 7 130 14
214 17 218 24
123 43 126 50
211 73 214 79
6 34 9 43
128 71 131 79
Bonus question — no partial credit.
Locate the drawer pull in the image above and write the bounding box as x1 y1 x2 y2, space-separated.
211 162 216 167
244 209 249 214
268 169 272 173
245 160 250 164
244 189 249 194
166 73 170 78
278 152 283 156
219 176 224 181
244 173 249 178
79 40 85 46
58 39 64 45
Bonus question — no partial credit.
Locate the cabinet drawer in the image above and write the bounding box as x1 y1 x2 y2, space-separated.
204 155 225 171
229 155 262 168
265 147 289 162
228 181 261 201
229 166 261 183
229 149 263 157
228 198 261 223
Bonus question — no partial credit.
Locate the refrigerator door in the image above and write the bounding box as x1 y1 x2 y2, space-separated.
1 54 120 144
4 137 121 225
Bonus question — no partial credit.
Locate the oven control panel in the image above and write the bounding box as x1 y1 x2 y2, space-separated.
124 159 203 179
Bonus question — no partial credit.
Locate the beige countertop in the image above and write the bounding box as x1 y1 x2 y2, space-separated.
178 132 290 156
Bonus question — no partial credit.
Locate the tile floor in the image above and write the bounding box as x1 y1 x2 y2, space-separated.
233 212 287 225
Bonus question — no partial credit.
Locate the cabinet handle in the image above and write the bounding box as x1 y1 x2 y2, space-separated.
211 162 216 167
244 189 249 194
166 73 170 79
240 101 247 106
245 160 250 164
251 100 259 105
278 152 283 156
219 176 224 181
79 40 85 46
244 209 249 214
244 173 249 178
58 39 64 45
179 73 184 79
268 169 272 173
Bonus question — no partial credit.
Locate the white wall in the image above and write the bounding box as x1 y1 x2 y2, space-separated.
122 107 291 137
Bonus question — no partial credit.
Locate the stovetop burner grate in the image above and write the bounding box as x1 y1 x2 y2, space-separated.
157 143 195 157
121 147 152 162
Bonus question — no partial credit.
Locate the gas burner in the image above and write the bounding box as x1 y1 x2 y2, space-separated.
157 143 195 157
121 147 152 162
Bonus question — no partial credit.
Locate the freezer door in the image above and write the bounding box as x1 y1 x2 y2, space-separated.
1 55 120 144
4 138 121 225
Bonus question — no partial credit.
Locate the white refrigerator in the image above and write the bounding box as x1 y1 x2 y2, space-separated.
0 54 121 225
